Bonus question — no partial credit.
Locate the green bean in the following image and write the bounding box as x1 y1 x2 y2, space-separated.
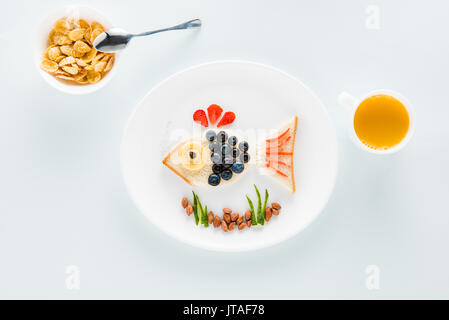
196 195 204 225
246 195 257 226
203 205 209 227
192 191 199 226
254 185 263 225
262 189 269 224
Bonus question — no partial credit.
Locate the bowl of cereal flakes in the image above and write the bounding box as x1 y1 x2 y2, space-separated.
35 5 118 94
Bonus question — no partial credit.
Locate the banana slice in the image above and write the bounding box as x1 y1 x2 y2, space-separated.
179 140 208 171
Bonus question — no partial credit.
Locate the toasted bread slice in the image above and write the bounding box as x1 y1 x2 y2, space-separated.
162 140 211 186
162 134 250 187
259 115 298 193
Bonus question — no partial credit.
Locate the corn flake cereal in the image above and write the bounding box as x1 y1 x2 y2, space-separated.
87 70 101 84
74 69 88 81
90 28 103 45
60 45 73 56
90 21 104 32
58 56 76 66
68 28 85 41
94 61 107 73
56 75 75 81
54 19 71 33
78 19 90 30
73 40 91 54
76 58 88 67
62 66 79 75
47 46 61 61
41 18 114 85
41 59 59 73
81 48 97 62
54 55 65 63
104 56 114 72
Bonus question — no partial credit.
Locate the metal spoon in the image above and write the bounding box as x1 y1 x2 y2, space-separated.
93 19 202 53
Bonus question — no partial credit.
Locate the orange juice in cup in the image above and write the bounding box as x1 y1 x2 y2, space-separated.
338 90 415 154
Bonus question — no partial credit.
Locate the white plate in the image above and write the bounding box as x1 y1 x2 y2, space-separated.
121 61 338 252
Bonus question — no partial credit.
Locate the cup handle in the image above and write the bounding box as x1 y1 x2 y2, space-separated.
338 91 358 112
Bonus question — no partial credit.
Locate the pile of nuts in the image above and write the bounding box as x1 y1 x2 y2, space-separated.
181 197 282 232
215 208 246 232
265 202 281 221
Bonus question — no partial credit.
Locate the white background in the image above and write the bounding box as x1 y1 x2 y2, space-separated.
1 0 448 299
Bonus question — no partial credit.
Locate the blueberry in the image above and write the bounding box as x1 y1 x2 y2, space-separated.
208 173 221 186
221 144 232 155
222 156 234 165
209 142 220 153
222 162 232 170
217 131 228 143
232 162 244 174
228 136 238 146
212 164 223 174
211 153 222 164
240 153 250 163
232 148 240 158
205 130 216 142
189 151 196 159
221 169 233 180
238 141 249 152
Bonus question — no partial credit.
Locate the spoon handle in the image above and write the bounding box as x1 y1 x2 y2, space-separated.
133 19 202 37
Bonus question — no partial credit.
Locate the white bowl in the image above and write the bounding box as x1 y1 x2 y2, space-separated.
34 4 119 95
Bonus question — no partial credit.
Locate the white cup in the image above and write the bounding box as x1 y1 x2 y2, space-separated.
338 89 415 154
34 4 119 95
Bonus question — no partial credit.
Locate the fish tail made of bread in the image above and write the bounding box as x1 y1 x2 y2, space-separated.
257 115 298 193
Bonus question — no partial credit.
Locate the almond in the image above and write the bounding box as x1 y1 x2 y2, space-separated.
208 212 214 224
272 208 279 216
265 207 272 222
181 197 188 208
223 208 232 214
272 202 281 210
221 221 228 232
238 222 246 230
213 216 221 228
185 205 193 216
247 220 252 228
237 216 244 225
223 213 231 224
244 210 251 221
229 222 236 231
231 213 239 222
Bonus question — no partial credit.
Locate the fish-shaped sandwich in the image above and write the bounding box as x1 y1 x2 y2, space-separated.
162 104 298 193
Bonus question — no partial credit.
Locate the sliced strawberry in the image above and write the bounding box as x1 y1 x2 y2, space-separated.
217 111 236 128
207 104 223 125
193 109 208 127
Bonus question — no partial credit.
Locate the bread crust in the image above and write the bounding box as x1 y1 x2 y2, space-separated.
162 144 193 186
290 115 298 193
